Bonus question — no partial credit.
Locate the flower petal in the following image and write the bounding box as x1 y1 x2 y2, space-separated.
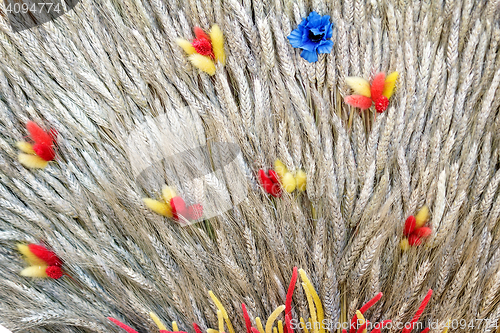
287 29 304 48
415 205 429 228
26 121 52 146
320 15 331 26
108 318 140 333
295 170 307 191
17 244 46 266
316 40 333 54
301 39 319 52
370 72 386 101
18 153 48 169
403 216 416 237
344 95 373 109
209 24 226 64
308 27 324 35
345 77 371 97
16 141 35 154
408 234 422 246
28 244 62 267
415 227 432 238
143 198 173 217
188 54 216 75
274 159 288 178
300 49 318 62
281 172 297 193
176 38 196 55
324 22 334 39
382 71 399 99
20 265 49 278
306 12 322 26
193 26 210 40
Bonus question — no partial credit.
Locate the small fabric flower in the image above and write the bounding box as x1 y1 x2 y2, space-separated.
17 243 64 279
344 72 399 113
287 12 334 63
176 25 225 75
17 121 57 169
258 169 281 197
143 186 203 223
258 161 307 197
274 159 307 192
400 206 431 250
170 197 203 221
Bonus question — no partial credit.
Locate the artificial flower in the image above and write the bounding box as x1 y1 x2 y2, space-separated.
344 72 399 113
191 27 214 58
17 243 64 279
287 11 334 63
143 186 203 223
176 25 226 75
17 121 57 169
258 169 281 197
274 159 307 192
400 205 431 249
169 197 203 221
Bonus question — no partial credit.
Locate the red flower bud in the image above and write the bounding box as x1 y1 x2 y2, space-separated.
192 37 214 58
45 266 63 279
414 227 432 238
28 244 62 266
33 143 55 161
408 234 422 246
258 169 281 197
374 96 389 113
403 215 416 236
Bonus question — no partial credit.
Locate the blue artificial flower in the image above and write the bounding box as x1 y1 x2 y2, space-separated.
287 12 334 63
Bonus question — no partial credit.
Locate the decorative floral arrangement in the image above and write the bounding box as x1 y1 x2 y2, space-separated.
287 12 334 63
17 121 57 169
258 160 306 197
176 25 226 75
143 186 203 223
1 0 500 332
344 72 398 113
107 268 437 333
400 206 431 250
17 243 64 279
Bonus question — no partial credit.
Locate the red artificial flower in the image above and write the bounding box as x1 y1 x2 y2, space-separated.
258 169 281 197
344 72 399 113
18 243 65 279
191 27 214 58
170 197 203 221
402 214 431 248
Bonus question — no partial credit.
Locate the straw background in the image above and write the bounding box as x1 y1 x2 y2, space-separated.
0 0 499 332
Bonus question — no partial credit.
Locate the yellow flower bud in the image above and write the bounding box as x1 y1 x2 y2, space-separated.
281 172 296 193
295 170 307 191
274 159 288 178
400 238 410 251
415 205 429 228
143 198 173 217
162 186 177 203
16 141 35 154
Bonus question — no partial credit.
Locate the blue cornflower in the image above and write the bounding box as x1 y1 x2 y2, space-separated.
287 12 334 63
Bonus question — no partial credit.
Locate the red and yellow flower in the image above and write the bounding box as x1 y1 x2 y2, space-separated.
176 25 225 76
344 72 398 113
17 121 57 169
17 243 64 279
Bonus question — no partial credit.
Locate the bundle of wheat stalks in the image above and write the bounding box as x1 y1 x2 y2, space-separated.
0 0 499 332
